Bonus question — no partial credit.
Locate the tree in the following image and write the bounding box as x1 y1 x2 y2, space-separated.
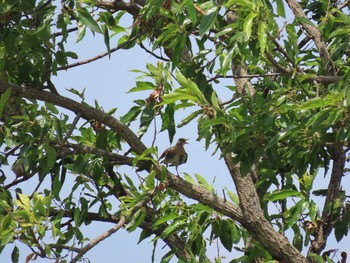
0 0 349 262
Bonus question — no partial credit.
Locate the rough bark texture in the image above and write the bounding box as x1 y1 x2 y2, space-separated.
285 0 336 75
228 64 309 263
224 155 309 263
309 145 346 255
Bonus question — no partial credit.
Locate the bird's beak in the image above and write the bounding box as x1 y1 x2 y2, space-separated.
184 139 189 144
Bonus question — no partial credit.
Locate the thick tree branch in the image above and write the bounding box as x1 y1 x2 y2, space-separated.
167 174 244 222
286 0 336 75
231 64 256 96
0 82 147 155
0 82 242 260
223 155 308 263
227 65 308 263
96 1 141 16
53 142 134 165
70 215 127 263
309 145 346 255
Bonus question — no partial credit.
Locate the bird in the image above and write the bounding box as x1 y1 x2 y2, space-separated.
159 138 188 175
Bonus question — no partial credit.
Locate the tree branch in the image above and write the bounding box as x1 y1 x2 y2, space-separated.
53 142 134 165
70 215 127 263
1 82 240 261
0 82 147 155
226 65 308 263
309 145 346 255
0 82 244 221
223 155 308 263
207 73 341 84
285 0 336 75
57 34 143 71
96 1 141 16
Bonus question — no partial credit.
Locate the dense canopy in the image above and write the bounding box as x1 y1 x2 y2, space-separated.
0 0 349 262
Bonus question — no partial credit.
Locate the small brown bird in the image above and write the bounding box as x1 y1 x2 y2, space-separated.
159 138 188 175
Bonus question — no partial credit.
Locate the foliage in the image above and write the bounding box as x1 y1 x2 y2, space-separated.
0 0 349 262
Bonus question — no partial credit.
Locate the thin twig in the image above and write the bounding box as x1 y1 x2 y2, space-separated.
0 144 22 165
207 73 282 82
139 42 169 61
63 112 82 142
219 93 238 107
57 34 143 71
48 243 81 253
52 27 78 38
70 216 127 263
70 189 157 263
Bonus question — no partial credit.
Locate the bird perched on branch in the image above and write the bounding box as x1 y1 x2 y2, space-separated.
159 138 188 175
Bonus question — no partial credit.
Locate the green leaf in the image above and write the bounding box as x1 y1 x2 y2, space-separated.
178 110 202 128
266 125 293 149
298 98 327 110
127 208 147 232
139 105 155 136
161 104 176 143
103 25 111 56
176 71 207 104
214 27 234 38
65 51 78 59
275 0 286 18
76 23 86 43
46 146 57 169
154 213 179 227
295 17 316 27
160 250 175 263
128 81 156 93
160 165 167 182
96 129 109 150
243 13 257 41
77 8 102 34
308 254 326 263
195 173 213 192
199 7 218 37
74 207 80 226
258 22 267 54
72 155 88 174
66 87 85 101
0 88 11 117
186 0 197 25
162 220 186 237
160 92 198 105
133 147 157 167
293 232 303 252
145 170 156 189
221 48 234 76
329 28 350 38
183 173 196 184
54 118 63 143
120 105 142 124
16 193 30 210
52 172 62 200
201 117 226 128
224 188 239 205
231 0 256 10
219 220 233 252
138 229 153 244
11 246 19 263
285 200 308 229
264 189 304 201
